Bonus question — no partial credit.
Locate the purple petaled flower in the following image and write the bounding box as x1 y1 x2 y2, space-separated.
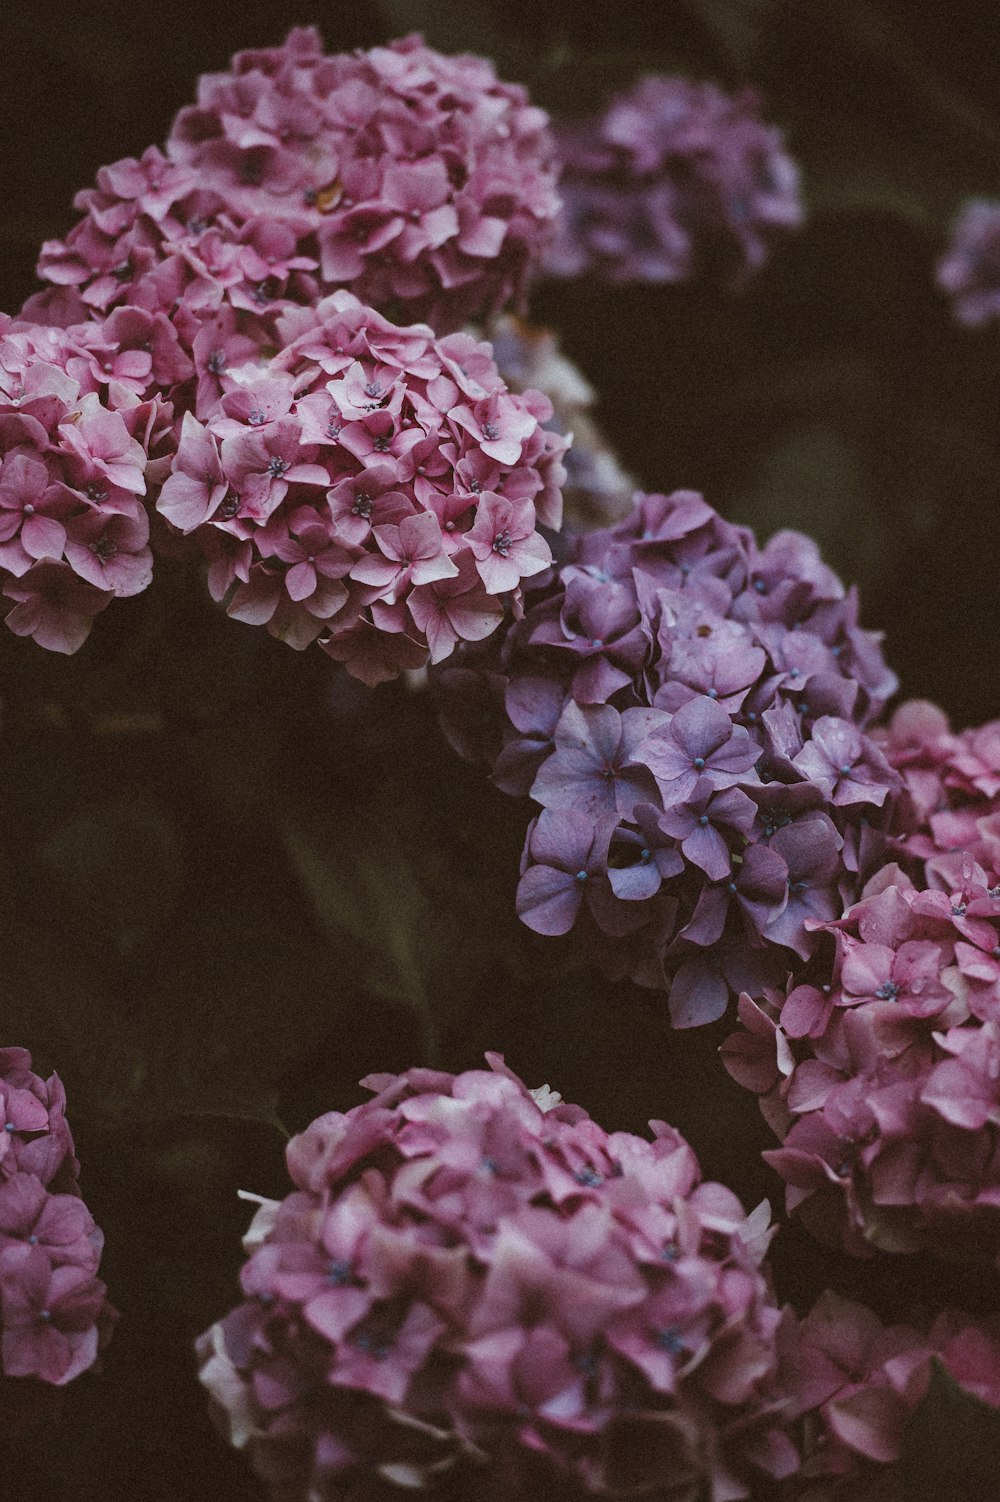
155 291 565 675
545 75 803 287
198 1055 798 1500
432 489 900 1020
0 1049 115 1411
938 199 1000 326
644 694 761 801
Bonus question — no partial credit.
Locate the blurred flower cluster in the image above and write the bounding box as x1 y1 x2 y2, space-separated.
545 76 802 286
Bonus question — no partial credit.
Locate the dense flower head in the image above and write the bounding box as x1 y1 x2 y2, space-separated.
0 1047 115 1415
722 865 1000 1263
155 291 566 678
937 199 1000 326
198 1053 799 1500
877 699 1000 892
544 76 802 286
0 319 166 651
433 491 899 1023
777 1291 1000 1500
34 28 560 347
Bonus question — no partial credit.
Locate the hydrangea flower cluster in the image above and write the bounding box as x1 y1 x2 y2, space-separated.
937 199 1000 326
878 699 1000 891
156 291 566 679
544 77 803 286
198 1054 799 1501
778 1290 1000 1501
35 28 560 347
722 863 1000 1262
0 1048 115 1411
434 491 899 1023
0 316 165 651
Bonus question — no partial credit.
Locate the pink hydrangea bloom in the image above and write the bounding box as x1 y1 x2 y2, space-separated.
35 29 560 342
545 76 802 286
0 322 164 652
433 491 899 1022
776 1291 1000 1500
156 292 565 678
198 1055 799 1500
877 699 1000 892
0 1048 115 1426
722 864 1000 1263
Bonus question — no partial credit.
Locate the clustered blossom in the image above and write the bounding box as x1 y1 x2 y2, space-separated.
488 316 636 535
722 862 1000 1262
878 699 1000 891
544 77 802 287
937 199 1000 326
777 1290 1000 1501
434 491 899 1023
198 1054 799 1501
0 317 165 651
0 1048 115 1421
156 291 565 679
34 27 560 351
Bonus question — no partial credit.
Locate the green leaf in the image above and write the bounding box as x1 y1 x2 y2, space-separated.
900 1358 1000 1499
282 824 441 1061
807 170 940 231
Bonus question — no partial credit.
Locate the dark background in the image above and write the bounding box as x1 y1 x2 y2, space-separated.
1 2 1000 1497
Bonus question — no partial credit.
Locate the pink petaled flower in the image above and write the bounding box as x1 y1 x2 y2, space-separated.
777 1291 1000 1499
723 863 1000 1265
38 29 561 339
3 562 112 654
157 292 565 678
0 325 161 653
466 494 551 595
0 1049 115 1411
62 507 153 597
198 1055 798 1500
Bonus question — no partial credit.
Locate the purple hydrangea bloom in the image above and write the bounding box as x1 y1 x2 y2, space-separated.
433 491 900 1024
544 76 803 287
0 1049 115 1423
198 1055 799 1500
938 199 1000 326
